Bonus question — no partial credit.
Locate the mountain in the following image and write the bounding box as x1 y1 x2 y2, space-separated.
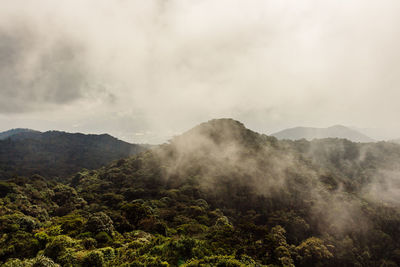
0 130 148 179
271 125 374 142
1 119 400 266
0 128 40 140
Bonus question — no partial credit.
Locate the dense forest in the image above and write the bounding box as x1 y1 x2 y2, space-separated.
0 131 146 179
1 119 400 266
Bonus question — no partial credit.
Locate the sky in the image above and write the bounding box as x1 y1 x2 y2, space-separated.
1 0 400 143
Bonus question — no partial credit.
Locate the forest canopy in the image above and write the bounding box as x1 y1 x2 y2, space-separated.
1 119 400 266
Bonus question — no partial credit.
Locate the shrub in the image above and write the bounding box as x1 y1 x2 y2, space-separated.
2 255 60 267
129 256 169 267
98 247 115 262
82 251 104 267
183 255 246 267
85 212 114 235
34 231 50 248
121 203 151 225
296 237 333 266
95 231 113 244
31 255 60 267
44 235 74 260
59 213 85 236
82 237 97 249
2 258 26 267
57 248 78 266
0 214 38 233
177 223 208 235
0 181 16 198
2 231 41 260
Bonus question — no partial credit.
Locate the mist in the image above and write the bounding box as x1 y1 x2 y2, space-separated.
3 3 400 265
2 0 400 143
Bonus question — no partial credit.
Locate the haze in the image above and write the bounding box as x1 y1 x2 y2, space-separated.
1 0 400 143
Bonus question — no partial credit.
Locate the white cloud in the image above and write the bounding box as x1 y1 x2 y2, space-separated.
1 0 400 142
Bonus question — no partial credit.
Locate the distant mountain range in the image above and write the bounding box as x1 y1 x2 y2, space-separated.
0 129 148 179
271 125 374 142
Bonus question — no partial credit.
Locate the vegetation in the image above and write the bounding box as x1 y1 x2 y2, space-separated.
1 119 400 266
0 131 147 179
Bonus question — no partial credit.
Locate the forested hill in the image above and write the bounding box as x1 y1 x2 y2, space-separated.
1 119 400 266
0 128 40 140
0 131 147 179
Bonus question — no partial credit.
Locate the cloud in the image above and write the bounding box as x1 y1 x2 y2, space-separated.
0 22 90 113
2 0 400 142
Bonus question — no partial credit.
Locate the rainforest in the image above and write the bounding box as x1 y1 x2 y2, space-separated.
2 1 400 266
1 119 400 266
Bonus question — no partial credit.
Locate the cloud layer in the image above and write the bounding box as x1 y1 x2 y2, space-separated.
1 0 400 142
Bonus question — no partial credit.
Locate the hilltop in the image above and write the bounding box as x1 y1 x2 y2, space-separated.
0 128 40 140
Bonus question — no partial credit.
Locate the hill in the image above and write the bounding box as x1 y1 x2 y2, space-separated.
1 119 400 266
0 130 147 179
272 125 374 142
0 128 40 140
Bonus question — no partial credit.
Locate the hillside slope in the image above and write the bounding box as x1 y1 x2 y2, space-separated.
0 131 147 179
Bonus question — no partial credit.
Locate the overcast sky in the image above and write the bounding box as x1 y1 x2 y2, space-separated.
1 0 400 143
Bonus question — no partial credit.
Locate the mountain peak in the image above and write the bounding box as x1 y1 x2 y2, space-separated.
172 118 257 145
162 118 271 158
190 118 247 134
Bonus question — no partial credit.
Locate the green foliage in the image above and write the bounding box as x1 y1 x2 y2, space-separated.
128 256 169 267
82 250 104 267
44 235 75 262
95 231 113 245
34 231 50 248
121 203 152 226
296 237 333 266
58 213 86 236
81 237 97 249
85 212 114 235
3 120 400 266
1 257 59 267
31 255 60 267
0 131 146 179
183 255 251 267
177 223 208 235
0 181 16 197
0 214 39 233
98 247 115 261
